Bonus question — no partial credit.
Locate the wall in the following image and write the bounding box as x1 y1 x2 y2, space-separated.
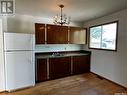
0 19 5 92
0 16 7 32
84 8 127 87
4 14 84 52
35 44 84 53
6 14 82 33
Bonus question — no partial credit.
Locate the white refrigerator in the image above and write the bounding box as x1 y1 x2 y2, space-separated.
4 32 35 92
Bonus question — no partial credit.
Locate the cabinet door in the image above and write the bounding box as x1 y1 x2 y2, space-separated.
49 57 71 79
35 23 45 44
73 55 90 74
47 24 68 44
69 27 87 44
36 59 47 82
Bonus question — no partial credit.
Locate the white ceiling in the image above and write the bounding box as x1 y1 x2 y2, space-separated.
15 0 127 22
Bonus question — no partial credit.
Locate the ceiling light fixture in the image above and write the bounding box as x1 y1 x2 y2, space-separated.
53 4 70 26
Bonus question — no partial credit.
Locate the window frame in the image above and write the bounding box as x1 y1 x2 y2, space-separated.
88 21 119 51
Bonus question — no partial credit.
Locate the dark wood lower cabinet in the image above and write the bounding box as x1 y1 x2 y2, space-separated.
36 59 47 82
36 55 90 83
73 55 90 74
49 57 71 80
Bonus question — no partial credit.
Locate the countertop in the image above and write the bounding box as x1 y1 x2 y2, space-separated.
36 52 90 59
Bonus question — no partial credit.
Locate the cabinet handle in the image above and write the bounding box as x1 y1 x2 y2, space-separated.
39 27 44 30
47 26 51 29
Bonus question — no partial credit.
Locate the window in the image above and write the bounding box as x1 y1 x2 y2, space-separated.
89 21 118 51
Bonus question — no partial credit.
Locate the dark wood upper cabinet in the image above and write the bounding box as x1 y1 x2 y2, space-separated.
47 24 68 44
69 27 87 44
36 58 47 82
35 23 87 44
35 23 45 44
73 55 90 74
49 57 71 79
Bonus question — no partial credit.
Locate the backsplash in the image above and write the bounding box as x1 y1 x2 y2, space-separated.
35 44 84 53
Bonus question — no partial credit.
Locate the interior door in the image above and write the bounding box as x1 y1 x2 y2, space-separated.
5 51 35 91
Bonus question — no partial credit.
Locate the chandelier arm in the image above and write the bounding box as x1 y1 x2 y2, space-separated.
61 7 62 25
53 4 70 26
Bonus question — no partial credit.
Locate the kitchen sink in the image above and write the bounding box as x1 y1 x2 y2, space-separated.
52 53 64 57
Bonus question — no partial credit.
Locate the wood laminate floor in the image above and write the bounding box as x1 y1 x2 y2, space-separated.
0 73 127 95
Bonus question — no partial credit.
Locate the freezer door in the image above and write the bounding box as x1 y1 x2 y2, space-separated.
5 51 35 91
4 33 34 51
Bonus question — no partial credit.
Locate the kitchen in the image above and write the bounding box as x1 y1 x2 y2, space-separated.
0 0 127 95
